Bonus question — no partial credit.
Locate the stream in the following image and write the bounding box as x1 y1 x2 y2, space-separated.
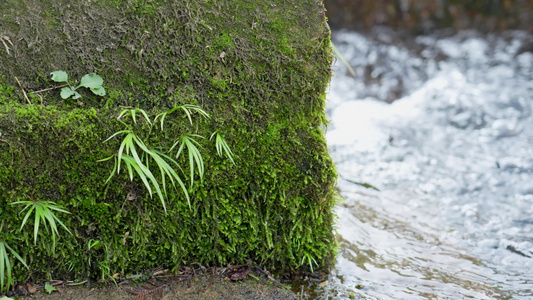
322 28 533 299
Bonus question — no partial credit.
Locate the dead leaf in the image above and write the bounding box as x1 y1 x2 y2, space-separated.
26 283 37 294
228 266 252 281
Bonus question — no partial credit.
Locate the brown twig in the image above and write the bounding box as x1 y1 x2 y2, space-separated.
0 36 13 55
254 264 278 282
36 93 43 105
152 269 168 277
14 76 31 104
29 83 69 94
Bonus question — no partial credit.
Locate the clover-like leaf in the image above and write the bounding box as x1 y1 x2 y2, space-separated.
90 86 106 96
79 73 104 89
60 87 76 99
44 282 57 294
72 91 82 99
50 71 68 83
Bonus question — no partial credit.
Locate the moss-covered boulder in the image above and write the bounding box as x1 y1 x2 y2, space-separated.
0 0 336 291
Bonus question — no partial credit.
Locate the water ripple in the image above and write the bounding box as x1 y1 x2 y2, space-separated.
324 28 533 299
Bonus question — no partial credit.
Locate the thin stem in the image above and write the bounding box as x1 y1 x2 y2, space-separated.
14 76 31 105
30 83 70 94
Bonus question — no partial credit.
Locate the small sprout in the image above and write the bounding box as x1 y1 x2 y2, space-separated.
50 71 106 100
11 199 72 250
210 131 235 164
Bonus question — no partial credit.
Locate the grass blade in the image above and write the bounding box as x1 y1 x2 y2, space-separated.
17 203 34 232
103 155 118 184
0 242 5 293
131 109 137 124
188 147 195 187
117 132 133 173
331 41 356 77
155 150 190 207
173 135 204 187
96 154 115 162
211 132 235 164
146 150 170 195
159 104 210 125
182 104 210 119
169 138 183 156
122 155 152 196
181 106 193 125
4 243 27 269
2 246 12 292
102 129 129 143
48 202 72 215
33 205 41 245
118 108 152 125
189 139 204 182
138 109 152 125
154 112 167 131
122 154 166 212
124 157 134 180
48 204 72 234
117 109 129 120
41 207 58 248
13 201 71 248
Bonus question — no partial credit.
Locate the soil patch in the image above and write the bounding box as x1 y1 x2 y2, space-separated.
11 266 299 300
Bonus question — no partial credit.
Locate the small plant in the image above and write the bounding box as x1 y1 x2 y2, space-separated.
301 252 318 273
49 71 106 99
100 129 189 211
0 239 28 293
101 104 235 211
170 134 205 188
11 199 72 250
211 131 235 165
86 240 116 285
154 104 210 129
118 107 152 125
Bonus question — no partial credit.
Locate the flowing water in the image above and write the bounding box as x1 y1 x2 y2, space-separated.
322 29 533 299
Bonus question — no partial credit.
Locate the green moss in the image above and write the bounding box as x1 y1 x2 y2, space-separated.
0 0 336 289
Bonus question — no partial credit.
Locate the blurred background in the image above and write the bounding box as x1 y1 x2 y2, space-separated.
324 0 532 33
316 1 533 299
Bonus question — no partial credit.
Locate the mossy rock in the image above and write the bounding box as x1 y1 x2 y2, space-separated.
0 0 336 290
